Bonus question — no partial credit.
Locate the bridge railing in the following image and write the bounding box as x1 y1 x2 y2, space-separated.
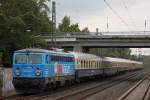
42 31 150 39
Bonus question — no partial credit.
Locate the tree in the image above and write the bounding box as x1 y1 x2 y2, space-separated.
69 23 80 32
0 0 51 66
82 27 90 32
58 16 90 33
58 16 71 32
90 48 131 59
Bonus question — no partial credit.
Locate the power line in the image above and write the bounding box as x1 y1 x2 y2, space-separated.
121 0 137 31
104 0 132 32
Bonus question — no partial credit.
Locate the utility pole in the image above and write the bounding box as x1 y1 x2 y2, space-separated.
51 1 56 47
144 20 147 33
107 16 109 32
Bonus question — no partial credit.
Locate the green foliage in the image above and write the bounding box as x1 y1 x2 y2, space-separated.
81 27 90 32
0 0 51 66
58 16 71 32
58 16 90 32
141 55 150 67
90 48 131 59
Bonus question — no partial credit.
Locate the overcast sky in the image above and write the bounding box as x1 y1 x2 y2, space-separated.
47 0 150 55
47 0 150 32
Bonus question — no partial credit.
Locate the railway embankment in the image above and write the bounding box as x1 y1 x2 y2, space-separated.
0 67 3 99
1 68 16 98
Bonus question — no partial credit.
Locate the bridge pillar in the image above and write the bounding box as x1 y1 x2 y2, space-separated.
73 46 83 52
73 46 90 53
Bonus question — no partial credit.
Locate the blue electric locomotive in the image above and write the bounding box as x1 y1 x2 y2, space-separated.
12 48 75 93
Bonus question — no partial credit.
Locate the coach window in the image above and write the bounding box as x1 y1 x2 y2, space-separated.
89 60 90 68
46 55 50 64
51 55 58 62
81 60 83 69
83 60 85 69
65 57 67 62
63 57 66 62
86 60 88 68
77 59 79 68
89 61 90 68
88 61 89 68
93 61 95 68
84 60 86 68
59 56 61 62
89 61 90 69
87 61 89 68
97 61 98 68
84 60 86 69
62 56 64 62
92 61 95 69
79 60 81 68
85 60 87 68
90 61 92 69
97 61 99 68
82 60 84 69
96 61 97 68
99 62 101 68
91 61 93 69
88 60 90 68
51 55 54 61
83 60 85 68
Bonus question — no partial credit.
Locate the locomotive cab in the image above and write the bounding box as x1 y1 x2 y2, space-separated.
12 48 75 93
12 49 49 93
13 53 43 77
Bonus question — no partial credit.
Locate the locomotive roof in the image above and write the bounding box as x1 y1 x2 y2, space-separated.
15 48 73 56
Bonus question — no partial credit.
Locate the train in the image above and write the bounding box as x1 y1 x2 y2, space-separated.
12 48 143 93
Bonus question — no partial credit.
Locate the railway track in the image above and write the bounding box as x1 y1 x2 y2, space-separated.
118 73 150 100
53 71 146 100
5 70 146 100
29 71 145 100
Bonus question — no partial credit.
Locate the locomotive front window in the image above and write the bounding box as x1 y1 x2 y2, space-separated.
28 54 42 64
15 54 27 64
15 54 42 64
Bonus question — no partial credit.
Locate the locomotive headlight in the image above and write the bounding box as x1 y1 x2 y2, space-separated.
35 68 40 76
15 68 20 76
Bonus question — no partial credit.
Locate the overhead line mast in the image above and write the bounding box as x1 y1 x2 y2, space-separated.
51 1 56 46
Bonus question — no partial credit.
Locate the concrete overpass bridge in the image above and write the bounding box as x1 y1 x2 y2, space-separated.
42 31 150 52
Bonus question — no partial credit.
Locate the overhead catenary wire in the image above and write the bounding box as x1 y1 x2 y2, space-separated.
104 0 133 32
121 0 137 31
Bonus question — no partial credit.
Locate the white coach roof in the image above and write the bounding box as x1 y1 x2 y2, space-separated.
70 52 102 61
